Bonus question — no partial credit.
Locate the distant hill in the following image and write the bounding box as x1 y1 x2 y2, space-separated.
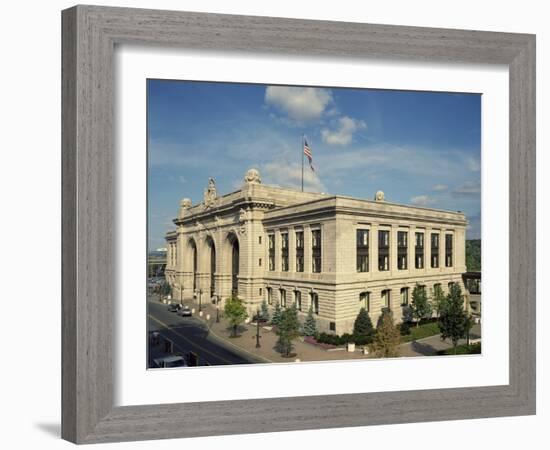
465 239 481 272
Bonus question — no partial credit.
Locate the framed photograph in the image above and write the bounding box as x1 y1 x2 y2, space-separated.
62 5 535 444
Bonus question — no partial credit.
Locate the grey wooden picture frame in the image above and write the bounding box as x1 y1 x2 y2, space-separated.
61 5 536 444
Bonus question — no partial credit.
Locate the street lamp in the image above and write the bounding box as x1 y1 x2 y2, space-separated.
180 284 183 303
199 288 203 312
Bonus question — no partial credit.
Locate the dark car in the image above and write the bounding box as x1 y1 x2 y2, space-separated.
167 303 181 312
177 305 192 317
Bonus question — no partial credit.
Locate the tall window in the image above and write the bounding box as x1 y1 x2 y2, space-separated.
400 287 409 305
267 287 272 305
311 292 319 315
295 230 304 272
445 234 453 267
378 230 390 271
382 289 391 309
359 291 370 311
268 234 275 271
397 231 408 270
356 229 369 272
280 289 286 308
415 232 424 269
312 229 322 273
281 232 289 271
431 233 439 268
295 290 302 311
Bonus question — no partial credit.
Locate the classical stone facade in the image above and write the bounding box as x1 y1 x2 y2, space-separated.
165 169 468 334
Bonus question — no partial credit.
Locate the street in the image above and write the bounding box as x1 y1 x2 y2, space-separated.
147 299 256 367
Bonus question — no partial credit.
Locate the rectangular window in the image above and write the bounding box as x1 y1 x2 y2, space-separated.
359 291 370 312
311 292 319 315
312 229 322 273
445 234 453 267
329 322 336 332
281 232 289 271
431 233 439 268
267 287 272 305
295 291 302 311
415 232 424 269
295 230 304 273
378 230 390 271
356 229 369 272
398 231 408 270
382 289 391 309
268 234 275 271
280 289 286 308
400 287 409 305
258 236 262 245
259 288 263 296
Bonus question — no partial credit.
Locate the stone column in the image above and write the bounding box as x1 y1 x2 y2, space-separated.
370 223 378 274
274 229 281 272
439 229 446 273
303 224 312 273
408 225 416 272
390 225 398 274
289 228 296 273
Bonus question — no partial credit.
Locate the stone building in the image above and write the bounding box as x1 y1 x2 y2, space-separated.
164 168 468 334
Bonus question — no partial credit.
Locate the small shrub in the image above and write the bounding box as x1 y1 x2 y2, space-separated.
399 321 411 336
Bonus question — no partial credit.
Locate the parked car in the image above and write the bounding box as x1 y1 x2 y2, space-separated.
152 355 187 368
178 305 192 317
167 303 181 312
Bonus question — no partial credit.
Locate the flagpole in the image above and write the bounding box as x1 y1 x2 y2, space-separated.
301 134 304 192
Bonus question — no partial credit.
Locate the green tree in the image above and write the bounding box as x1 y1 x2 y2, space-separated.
411 284 432 327
431 284 447 317
271 302 282 327
370 309 401 358
260 299 270 322
302 304 317 337
464 313 475 346
223 296 248 337
353 308 374 344
275 305 301 357
159 280 172 298
439 283 468 353
465 239 481 272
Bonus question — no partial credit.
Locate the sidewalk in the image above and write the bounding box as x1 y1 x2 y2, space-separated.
399 323 482 357
183 298 368 363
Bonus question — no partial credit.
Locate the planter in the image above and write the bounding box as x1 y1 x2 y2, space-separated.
347 342 356 352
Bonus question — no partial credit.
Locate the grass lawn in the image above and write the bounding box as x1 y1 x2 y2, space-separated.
400 321 440 343
438 342 482 355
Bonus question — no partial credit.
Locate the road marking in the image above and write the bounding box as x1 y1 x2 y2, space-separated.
148 314 236 364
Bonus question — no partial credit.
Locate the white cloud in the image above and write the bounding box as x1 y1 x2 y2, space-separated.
261 160 326 193
264 86 332 122
178 175 187 184
452 181 481 197
410 195 436 206
432 184 448 191
321 116 367 146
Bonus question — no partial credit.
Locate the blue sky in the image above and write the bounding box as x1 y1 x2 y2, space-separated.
148 79 481 250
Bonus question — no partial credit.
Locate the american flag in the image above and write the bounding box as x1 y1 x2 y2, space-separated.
303 138 315 172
